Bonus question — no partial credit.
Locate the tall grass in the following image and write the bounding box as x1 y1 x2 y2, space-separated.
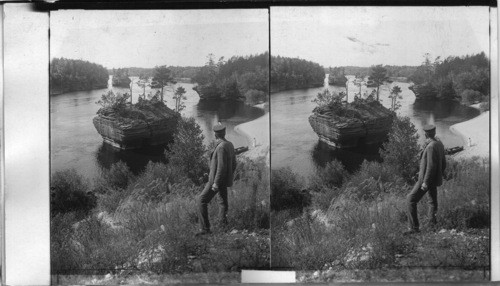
51 156 270 274
272 157 489 271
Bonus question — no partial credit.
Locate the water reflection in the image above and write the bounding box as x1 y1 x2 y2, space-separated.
51 80 266 181
197 100 264 119
271 76 481 179
95 142 167 175
412 100 480 121
311 140 382 173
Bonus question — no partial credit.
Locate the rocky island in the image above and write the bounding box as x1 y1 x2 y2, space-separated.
93 92 179 150
112 68 132 88
309 92 394 148
408 83 438 101
192 83 234 101
328 67 347 86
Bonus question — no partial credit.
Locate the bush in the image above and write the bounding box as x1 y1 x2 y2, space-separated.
309 159 348 192
271 168 310 212
271 211 349 270
460 89 484 105
347 160 402 188
479 100 490 112
437 157 489 230
51 169 96 218
308 160 349 210
94 161 134 193
244 89 267 105
166 117 209 185
51 212 135 273
114 197 200 273
381 116 420 183
226 158 270 230
125 162 196 203
96 90 130 110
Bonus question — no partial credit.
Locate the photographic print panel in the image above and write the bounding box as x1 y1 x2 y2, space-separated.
270 6 491 282
49 9 270 284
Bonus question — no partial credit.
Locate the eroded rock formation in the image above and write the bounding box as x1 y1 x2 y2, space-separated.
309 101 393 148
93 101 179 150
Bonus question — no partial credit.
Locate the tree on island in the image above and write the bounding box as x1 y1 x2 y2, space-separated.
368 65 389 101
271 55 324 92
50 58 109 95
409 52 489 103
388 85 403 111
112 68 132 88
152 65 176 103
193 53 269 103
174 86 187 112
354 73 365 99
137 73 149 99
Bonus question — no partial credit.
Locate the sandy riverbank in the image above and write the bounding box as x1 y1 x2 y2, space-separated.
449 111 489 159
233 103 269 164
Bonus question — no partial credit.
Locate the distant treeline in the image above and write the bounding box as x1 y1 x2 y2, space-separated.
409 52 489 103
50 58 109 95
108 66 201 81
325 65 418 79
192 52 269 104
271 56 325 92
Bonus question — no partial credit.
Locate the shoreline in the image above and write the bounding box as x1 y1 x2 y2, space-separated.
233 103 269 164
449 110 489 159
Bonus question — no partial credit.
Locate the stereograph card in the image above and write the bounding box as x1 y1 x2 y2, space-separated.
1 3 499 285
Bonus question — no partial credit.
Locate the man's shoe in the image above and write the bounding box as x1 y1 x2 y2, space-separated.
403 229 420 235
195 230 212 237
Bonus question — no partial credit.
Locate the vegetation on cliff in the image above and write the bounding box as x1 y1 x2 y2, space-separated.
271 56 325 92
309 89 394 148
409 52 489 104
50 58 109 95
272 114 489 279
192 53 269 104
93 91 179 149
51 117 270 276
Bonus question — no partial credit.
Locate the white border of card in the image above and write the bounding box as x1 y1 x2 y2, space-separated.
2 3 499 285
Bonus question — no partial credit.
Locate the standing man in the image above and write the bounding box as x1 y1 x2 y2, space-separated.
197 124 236 236
405 124 446 234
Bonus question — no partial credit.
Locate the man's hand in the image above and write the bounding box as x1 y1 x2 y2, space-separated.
421 183 428 191
212 183 219 193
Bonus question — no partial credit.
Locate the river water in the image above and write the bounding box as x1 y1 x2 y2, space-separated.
270 75 480 178
50 76 264 181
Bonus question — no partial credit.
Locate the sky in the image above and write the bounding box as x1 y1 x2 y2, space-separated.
271 7 491 67
50 10 269 68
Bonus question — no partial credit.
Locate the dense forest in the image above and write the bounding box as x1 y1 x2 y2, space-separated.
409 52 489 103
50 58 109 95
108 66 200 82
325 65 418 80
192 52 269 104
271 56 325 92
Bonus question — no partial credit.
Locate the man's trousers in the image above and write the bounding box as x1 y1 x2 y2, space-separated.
198 183 228 231
407 182 438 231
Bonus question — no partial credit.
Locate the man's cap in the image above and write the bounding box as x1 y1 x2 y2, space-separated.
213 124 226 133
423 124 436 132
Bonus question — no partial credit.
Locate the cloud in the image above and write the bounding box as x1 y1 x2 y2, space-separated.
375 43 390 47
346 35 378 55
347 36 360 43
